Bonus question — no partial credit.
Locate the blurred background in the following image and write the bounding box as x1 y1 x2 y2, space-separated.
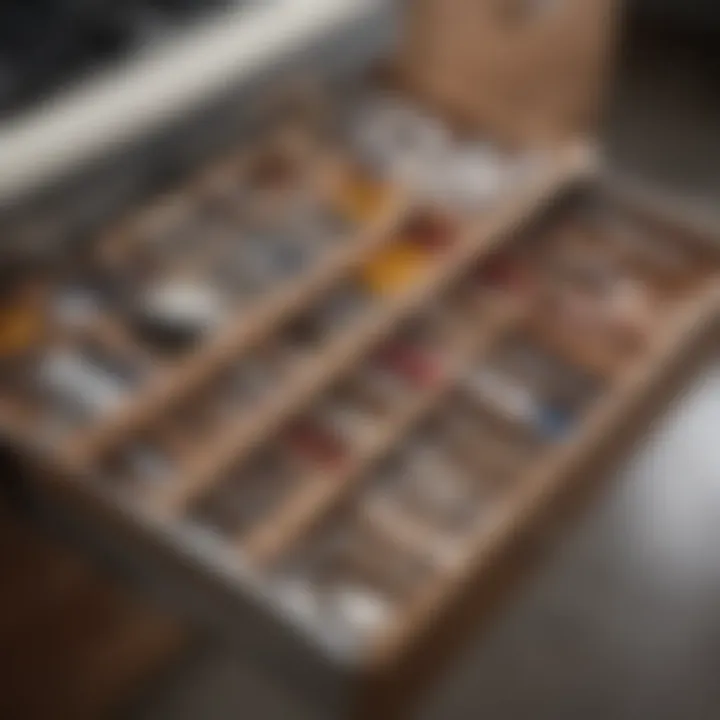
606 0 720 202
1 1 719 719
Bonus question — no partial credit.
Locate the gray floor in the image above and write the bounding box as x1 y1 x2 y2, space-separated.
129 25 720 720
419 363 720 720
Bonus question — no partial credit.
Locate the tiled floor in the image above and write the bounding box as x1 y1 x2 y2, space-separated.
128 22 720 720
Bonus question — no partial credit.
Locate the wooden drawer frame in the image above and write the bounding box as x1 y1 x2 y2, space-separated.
10 158 720 719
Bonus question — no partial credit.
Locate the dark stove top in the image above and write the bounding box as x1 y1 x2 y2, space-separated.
0 0 235 119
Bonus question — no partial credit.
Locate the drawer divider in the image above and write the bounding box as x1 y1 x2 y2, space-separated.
67 190 412 464
366 285 720 672
243 304 524 564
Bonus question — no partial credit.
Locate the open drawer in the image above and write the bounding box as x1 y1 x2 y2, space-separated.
0 62 584 712
2 1 718 717
4 159 719 718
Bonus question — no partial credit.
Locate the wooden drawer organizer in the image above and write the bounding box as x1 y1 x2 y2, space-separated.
2 1 719 718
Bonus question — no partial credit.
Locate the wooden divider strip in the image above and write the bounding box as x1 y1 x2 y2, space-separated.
153 151 586 515
67 190 411 465
366 283 720 671
244 304 523 564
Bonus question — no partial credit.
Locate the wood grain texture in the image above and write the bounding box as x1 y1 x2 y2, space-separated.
0 503 186 720
401 0 621 146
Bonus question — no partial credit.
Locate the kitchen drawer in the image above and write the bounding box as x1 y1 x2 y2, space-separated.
2 1 717 717
0 72 590 715
3 143 718 717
